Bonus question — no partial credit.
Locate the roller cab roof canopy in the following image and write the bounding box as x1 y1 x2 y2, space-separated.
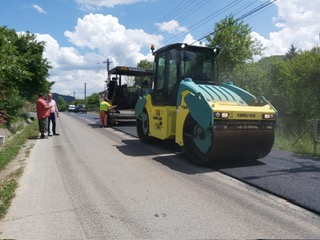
109 66 153 77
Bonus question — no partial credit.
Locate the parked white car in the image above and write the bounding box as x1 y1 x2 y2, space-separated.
68 104 76 112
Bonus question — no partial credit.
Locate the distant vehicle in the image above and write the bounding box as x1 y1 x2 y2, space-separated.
68 104 76 112
75 104 87 113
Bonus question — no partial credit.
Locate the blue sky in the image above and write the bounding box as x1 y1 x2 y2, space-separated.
1 0 320 98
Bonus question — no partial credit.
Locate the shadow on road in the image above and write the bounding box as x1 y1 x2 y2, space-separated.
292 153 320 162
116 138 266 174
209 158 266 170
152 154 215 174
88 123 103 128
116 138 180 157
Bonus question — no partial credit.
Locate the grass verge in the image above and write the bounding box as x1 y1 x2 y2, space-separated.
0 120 38 170
0 168 22 219
0 120 38 219
274 130 319 158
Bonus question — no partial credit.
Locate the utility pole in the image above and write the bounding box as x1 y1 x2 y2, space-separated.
84 82 87 102
103 58 112 84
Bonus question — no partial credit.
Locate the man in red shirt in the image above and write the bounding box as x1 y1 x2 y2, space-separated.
36 93 52 138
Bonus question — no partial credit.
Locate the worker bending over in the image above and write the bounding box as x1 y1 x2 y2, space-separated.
99 98 115 128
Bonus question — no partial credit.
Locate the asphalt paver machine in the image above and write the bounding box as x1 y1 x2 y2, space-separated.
107 66 153 126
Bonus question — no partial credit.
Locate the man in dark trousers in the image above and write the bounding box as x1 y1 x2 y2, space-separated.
36 93 51 138
46 93 60 136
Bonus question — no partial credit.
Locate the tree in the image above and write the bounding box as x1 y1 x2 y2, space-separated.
0 26 52 127
14 31 53 99
136 59 153 87
269 46 320 119
57 96 67 112
231 62 269 97
87 93 100 111
206 15 263 81
285 44 300 60
0 27 25 126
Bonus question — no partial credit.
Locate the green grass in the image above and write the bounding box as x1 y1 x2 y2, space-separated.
0 168 22 219
274 129 319 158
0 120 38 219
0 120 38 170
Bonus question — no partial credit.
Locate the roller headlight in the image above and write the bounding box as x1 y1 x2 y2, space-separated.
214 112 229 119
262 113 275 119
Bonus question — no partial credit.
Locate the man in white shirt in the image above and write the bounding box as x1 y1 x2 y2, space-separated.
46 93 60 136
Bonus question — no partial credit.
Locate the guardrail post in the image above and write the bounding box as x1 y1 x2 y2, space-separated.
313 120 319 155
0 135 5 145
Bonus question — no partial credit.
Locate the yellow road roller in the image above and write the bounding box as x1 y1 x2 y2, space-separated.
135 43 277 165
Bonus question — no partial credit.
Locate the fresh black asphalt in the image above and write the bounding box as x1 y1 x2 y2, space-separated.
216 150 320 214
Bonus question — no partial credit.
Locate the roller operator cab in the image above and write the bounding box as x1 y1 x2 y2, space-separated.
135 43 277 165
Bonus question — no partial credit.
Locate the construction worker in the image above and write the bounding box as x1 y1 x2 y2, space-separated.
99 98 115 128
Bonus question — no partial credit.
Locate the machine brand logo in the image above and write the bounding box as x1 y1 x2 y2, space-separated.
237 113 256 118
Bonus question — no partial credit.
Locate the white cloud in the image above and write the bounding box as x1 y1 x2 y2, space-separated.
155 20 188 34
36 14 162 97
182 33 202 46
32 4 47 14
64 14 161 65
253 1 320 58
36 33 106 97
74 0 151 9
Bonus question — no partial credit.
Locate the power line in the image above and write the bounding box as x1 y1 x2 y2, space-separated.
106 0 202 65
236 0 277 22
164 0 244 44
146 0 194 34
107 0 213 64
193 0 277 44
100 0 277 68
111 0 243 65
198 0 258 43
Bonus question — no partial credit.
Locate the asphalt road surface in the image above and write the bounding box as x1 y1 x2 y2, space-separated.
0 112 319 239
85 112 320 215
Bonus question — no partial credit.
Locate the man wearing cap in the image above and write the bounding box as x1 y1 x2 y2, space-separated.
36 93 52 138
